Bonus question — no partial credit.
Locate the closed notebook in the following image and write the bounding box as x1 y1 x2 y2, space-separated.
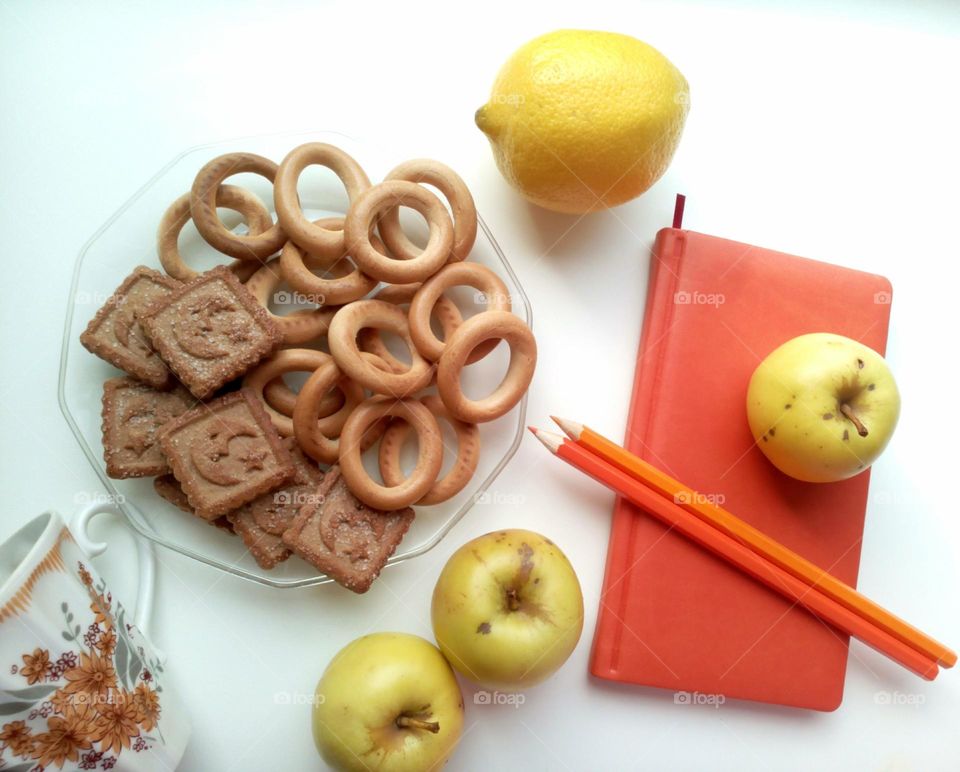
590 227 893 711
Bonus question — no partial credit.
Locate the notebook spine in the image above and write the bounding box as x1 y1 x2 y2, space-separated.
590 227 688 677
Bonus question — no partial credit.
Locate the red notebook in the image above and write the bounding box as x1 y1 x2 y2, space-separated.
590 226 893 711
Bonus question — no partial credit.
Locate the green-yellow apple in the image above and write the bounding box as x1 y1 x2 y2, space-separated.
431 529 583 690
746 332 900 483
312 633 464 772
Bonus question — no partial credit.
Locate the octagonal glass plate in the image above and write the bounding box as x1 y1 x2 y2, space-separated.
58 129 531 588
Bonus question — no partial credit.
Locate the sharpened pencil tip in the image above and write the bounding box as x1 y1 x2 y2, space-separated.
550 416 583 440
529 427 562 453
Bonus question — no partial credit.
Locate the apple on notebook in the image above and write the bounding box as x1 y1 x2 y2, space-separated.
746 332 900 483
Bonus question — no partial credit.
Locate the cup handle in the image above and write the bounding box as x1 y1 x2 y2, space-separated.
69 499 159 655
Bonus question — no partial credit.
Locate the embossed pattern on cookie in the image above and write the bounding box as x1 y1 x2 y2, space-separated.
139 265 282 399
227 441 325 569
158 388 295 520
80 266 182 389
100 377 195 478
281 465 414 592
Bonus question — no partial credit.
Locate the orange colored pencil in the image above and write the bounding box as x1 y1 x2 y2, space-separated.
550 417 956 670
530 427 940 680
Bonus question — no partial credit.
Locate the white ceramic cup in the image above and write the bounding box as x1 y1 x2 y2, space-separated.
0 501 189 771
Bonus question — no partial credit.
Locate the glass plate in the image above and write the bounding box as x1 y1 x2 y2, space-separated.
58 129 531 588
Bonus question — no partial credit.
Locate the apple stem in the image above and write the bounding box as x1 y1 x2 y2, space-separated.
840 403 869 437
506 588 521 612
396 716 440 734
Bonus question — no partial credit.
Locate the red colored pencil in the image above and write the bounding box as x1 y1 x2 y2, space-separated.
530 427 940 681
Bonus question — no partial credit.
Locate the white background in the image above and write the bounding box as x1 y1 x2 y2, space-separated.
2 1 959 770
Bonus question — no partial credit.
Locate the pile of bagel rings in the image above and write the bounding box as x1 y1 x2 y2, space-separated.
156 142 537 511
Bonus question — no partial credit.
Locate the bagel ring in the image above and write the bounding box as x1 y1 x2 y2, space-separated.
409 262 511 363
278 215 380 274
379 395 480 505
268 346 411 414
343 180 453 283
244 259 340 345
271 349 390 438
274 143 370 259
257 242 352 415
292 358 381 464
275 215 348 272
277 218 353 273
157 187 274 282
190 152 287 260
280 220 378 306
264 375 343 420
357 283 463 374
278 216 347 279
243 349 357 436
437 311 536 423
338 397 443 510
378 159 477 263
280 217 353 273
328 300 434 397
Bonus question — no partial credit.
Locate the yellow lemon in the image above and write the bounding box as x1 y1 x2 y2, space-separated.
476 30 689 214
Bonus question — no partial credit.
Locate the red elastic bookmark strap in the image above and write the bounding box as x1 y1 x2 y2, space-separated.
672 193 686 229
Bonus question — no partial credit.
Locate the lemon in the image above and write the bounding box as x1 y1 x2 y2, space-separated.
476 30 689 214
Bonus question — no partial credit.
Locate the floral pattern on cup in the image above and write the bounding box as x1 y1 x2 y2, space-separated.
0 561 164 771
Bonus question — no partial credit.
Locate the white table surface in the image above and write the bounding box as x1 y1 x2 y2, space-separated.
2 1 959 769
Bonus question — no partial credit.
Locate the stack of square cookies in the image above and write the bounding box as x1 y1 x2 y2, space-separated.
81 265 413 593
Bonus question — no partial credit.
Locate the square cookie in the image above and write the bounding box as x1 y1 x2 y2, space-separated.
100 377 195 478
158 388 295 520
153 474 235 533
227 441 325 569
139 265 282 399
282 465 414 593
80 266 182 389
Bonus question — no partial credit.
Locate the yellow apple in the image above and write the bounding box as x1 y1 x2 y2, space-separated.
746 332 900 483
312 633 464 772
431 529 583 690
